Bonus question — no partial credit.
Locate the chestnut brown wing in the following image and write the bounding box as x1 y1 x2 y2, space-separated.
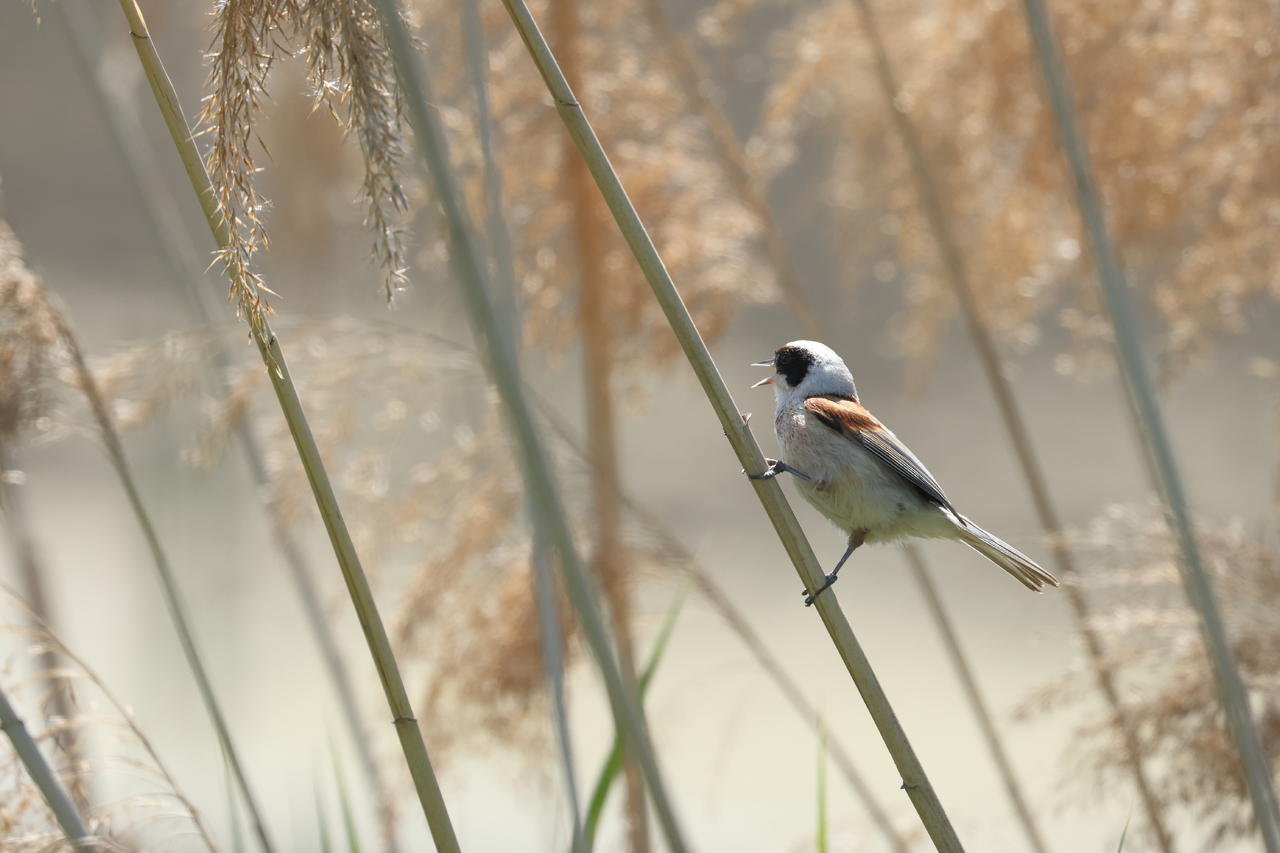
803 396 956 514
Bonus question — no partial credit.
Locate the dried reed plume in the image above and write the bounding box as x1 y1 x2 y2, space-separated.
0 223 58 448
201 0 410 307
415 0 779 368
752 0 1280 377
1023 502 1280 848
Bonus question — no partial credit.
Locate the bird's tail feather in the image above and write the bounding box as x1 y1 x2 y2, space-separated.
950 515 1060 591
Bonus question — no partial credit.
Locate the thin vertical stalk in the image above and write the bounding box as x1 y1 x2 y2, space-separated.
0 447 88 811
51 7 398 845
372 3 689 850
549 1 648 849
582 585 687 852
816 717 829 853
112 3 458 848
0 680 95 850
491 2 963 848
531 536 586 851
903 547 1047 853
460 0 519 341
638 0 822 340
58 313 256 850
845 0 1172 847
459 8 582 844
40 295 276 853
42 627 222 853
1019 1 1280 848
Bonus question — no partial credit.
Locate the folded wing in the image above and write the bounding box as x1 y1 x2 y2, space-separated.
803 395 957 514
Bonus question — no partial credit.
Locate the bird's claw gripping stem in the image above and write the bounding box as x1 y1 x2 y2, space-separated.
803 572 840 607
748 458 812 482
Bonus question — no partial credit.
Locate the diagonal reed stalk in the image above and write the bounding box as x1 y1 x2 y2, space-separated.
458 7 583 844
0 447 88 811
844 0 1171 846
111 3 459 849
491 1 962 848
581 584 687 852
1019 1 1280 848
549 1 649 848
0 679 95 850
49 6 399 845
372 2 689 849
37 290 275 852
459 0 519 341
530 534 586 852
33 611 223 853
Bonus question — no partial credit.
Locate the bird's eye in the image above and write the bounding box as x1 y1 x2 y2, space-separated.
775 350 791 369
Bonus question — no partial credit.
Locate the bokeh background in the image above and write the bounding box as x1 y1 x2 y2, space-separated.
2 0 1279 850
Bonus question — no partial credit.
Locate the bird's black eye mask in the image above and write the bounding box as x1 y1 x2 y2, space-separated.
774 346 814 388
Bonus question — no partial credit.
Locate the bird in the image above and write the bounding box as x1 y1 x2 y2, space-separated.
749 340 1059 606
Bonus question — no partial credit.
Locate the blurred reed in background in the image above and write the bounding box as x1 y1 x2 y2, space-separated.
1 0 1279 849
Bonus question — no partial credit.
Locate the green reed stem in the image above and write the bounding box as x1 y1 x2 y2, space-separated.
372 2 688 850
581 584 687 852
1020 1 1280 848
112 3 458 848
45 297 275 853
0 680 94 850
458 6 583 845
493 1 961 848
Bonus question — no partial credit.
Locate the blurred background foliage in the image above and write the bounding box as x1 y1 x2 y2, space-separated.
1 0 1279 849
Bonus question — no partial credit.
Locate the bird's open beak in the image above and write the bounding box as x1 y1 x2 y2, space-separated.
751 358 775 388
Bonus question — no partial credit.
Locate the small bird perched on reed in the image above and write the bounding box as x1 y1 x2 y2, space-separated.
751 340 1059 605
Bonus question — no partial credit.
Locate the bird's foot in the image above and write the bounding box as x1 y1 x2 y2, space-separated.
803 572 840 607
748 459 812 482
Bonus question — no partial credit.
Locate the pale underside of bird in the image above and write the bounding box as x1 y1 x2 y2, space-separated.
750 340 1059 605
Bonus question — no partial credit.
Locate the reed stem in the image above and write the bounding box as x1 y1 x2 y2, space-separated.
0 447 88 811
1019 1 1280 847
549 0 649 847
112 3 458 847
372 2 688 849
458 8 582 844
0 680 95 850
494 1 962 847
